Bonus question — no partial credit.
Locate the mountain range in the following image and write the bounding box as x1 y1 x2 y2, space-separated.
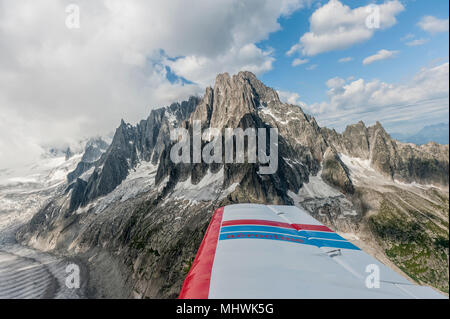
392 123 449 145
2 71 448 297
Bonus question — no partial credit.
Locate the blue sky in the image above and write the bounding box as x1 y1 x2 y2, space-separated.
256 0 449 134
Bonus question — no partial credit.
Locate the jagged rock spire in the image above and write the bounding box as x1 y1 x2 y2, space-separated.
191 71 280 128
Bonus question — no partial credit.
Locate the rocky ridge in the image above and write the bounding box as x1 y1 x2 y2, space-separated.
16 71 449 296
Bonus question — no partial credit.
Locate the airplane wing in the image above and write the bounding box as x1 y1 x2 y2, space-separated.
179 204 446 299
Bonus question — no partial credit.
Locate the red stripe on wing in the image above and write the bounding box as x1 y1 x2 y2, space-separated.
178 207 224 299
222 219 332 232
293 224 332 232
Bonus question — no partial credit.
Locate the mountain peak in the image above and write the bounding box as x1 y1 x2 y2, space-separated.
213 71 279 103
191 71 281 128
214 70 258 84
369 121 390 138
214 72 231 83
235 70 258 81
357 120 366 127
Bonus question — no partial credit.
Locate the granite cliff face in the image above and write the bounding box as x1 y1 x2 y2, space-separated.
67 97 199 212
16 71 449 296
322 121 449 186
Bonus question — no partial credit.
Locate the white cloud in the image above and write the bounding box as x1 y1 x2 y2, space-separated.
306 64 318 70
277 90 305 106
326 77 346 89
418 16 449 33
292 58 309 66
400 33 428 47
363 49 398 65
400 33 415 41
286 43 302 56
167 44 275 87
338 57 353 63
288 0 404 56
306 63 449 133
0 0 310 168
406 38 428 47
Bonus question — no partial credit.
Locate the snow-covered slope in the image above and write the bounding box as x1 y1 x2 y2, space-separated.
0 145 107 299
0 154 82 241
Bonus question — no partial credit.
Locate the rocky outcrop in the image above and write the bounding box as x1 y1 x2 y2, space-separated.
67 138 109 183
321 147 354 194
67 97 199 211
322 121 449 187
156 72 319 205
191 71 279 129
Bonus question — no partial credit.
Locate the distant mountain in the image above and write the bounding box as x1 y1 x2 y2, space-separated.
10 71 450 297
392 123 449 145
